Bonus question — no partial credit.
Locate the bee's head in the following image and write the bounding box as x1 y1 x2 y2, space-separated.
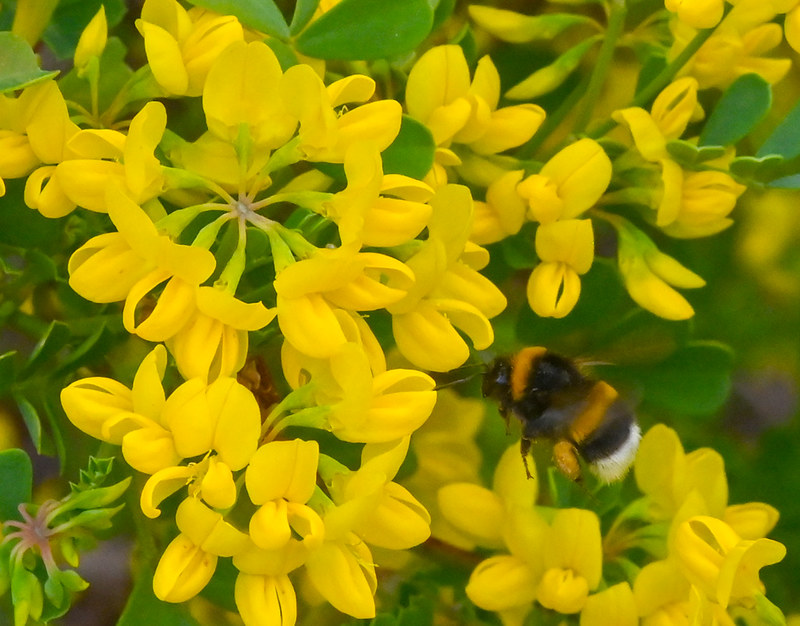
482 357 512 400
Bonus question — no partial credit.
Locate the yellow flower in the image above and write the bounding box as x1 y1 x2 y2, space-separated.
402 389 484 549
580 583 638 626
324 437 431 550
443 444 543 616
61 345 181 474
633 558 693 624
517 138 612 225
68 185 216 341
661 170 746 239
285 66 402 163
73 5 107 72
153 498 248 602
274 245 414 359
304 531 377 619
41 100 167 214
234 574 296 626
671 1 791 89
245 440 324 554
406 44 545 153
527 219 594 318
283 342 436 443
203 40 297 152
389 185 506 371
673 515 785 609
167 285 276 382
614 218 705 320
136 0 245 96
4 81 81 217
325 145 434 246
665 0 724 29
634 424 728 521
471 169 527 245
536 509 603 614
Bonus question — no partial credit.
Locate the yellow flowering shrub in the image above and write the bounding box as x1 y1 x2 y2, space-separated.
0 0 797 624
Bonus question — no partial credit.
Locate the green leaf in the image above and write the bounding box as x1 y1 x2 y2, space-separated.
0 449 33 521
290 0 321 35
381 115 435 179
54 323 113 376
15 395 42 452
699 73 771 147
469 6 596 43
118 566 201 626
0 32 58 93
638 341 734 415
754 592 787 626
58 37 133 116
768 173 800 188
21 321 71 378
295 0 433 60
186 0 289 39
729 154 789 183
505 36 600 100
758 96 800 159
665 140 726 167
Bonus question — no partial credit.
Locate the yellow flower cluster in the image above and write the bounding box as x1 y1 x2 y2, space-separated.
429 412 784 625
0 0 793 622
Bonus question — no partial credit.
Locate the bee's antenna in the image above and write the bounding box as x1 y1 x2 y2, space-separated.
432 362 487 391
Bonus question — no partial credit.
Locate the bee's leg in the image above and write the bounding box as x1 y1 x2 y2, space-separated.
499 405 511 435
519 437 534 480
552 440 582 482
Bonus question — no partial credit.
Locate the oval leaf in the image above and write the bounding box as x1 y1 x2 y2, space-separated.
699 73 771 147
757 94 800 159
0 32 58 92
290 0 321 35
186 0 289 39
0 449 32 521
381 115 435 179
639 341 734 415
21 321 71 378
295 0 433 60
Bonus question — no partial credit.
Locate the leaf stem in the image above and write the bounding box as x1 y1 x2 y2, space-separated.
573 0 628 134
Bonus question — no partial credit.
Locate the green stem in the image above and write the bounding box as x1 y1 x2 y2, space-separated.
588 22 720 139
573 0 628 134
516 72 592 159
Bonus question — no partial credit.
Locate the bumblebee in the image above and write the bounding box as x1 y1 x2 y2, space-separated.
482 347 641 482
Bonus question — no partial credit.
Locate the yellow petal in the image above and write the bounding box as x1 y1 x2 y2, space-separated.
305 538 376 619
470 104 546 155
534 219 594 271
438 483 505 548
196 286 276 330
406 45 471 123
206 377 261 471
74 5 107 70
466 555 539 611
153 533 217 602
392 302 470 372
138 21 189 95
540 139 611 218
203 40 294 149
527 262 582 318
580 583 637 626
277 293 348 359
245 439 320 505
140 465 194 519
235 574 296 626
